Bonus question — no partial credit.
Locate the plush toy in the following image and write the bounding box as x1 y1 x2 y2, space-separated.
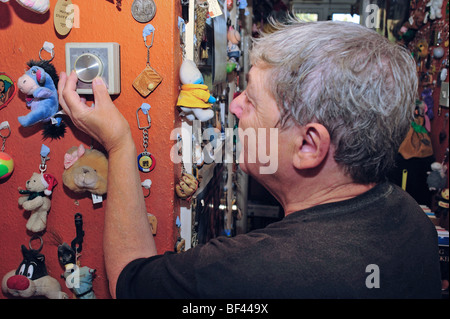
175 172 199 200
17 60 65 139
176 60 215 122
16 0 50 14
57 242 96 299
62 145 108 195
2 245 68 299
427 162 447 191
18 172 57 233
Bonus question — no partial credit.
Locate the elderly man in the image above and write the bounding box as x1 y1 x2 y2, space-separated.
59 19 441 299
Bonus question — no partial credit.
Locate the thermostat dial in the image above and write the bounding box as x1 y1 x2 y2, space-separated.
74 53 103 83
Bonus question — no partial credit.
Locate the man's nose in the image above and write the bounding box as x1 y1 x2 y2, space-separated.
230 92 244 119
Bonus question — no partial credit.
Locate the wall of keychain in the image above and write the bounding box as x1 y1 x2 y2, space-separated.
0 0 183 299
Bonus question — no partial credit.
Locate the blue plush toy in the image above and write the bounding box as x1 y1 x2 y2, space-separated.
17 60 64 138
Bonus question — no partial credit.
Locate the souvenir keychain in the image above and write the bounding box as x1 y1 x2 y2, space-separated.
0 121 14 180
136 103 156 172
17 42 66 139
57 213 97 299
132 24 163 97
1 236 68 299
18 144 57 233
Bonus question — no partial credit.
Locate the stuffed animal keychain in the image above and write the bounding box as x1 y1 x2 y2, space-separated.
176 59 216 122
17 43 66 139
62 144 108 203
56 213 96 299
18 144 57 233
1 236 68 299
136 103 156 173
0 121 14 180
133 24 163 97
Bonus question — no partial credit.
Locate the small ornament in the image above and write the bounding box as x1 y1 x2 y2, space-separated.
0 121 14 179
132 24 163 97
1 237 68 299
136 104 156 172
57 213 97 299
62 144 108 196
175 171 199 200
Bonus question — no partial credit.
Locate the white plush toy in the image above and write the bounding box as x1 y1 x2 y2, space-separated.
176 60 215 122
0 0 50 14
427 0 443 20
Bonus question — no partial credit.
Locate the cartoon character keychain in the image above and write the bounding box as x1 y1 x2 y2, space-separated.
18 144 57 233
57 213 96 299
136 103 156 172
0 121 14 180
1 236 68 299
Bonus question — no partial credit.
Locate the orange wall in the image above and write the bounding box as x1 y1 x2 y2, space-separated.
0 0 181 299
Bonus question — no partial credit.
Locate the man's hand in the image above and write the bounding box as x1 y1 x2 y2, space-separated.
58 71 131 153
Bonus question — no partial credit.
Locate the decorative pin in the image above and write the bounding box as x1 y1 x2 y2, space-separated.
136 104 156 172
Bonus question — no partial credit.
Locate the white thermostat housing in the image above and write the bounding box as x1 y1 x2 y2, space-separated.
65 42 121 95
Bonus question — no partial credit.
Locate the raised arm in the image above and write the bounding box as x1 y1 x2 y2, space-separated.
58 72 157 298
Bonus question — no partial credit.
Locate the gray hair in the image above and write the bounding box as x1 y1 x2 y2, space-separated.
250 19 418 184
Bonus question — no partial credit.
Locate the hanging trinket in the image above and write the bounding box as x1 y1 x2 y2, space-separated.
0 121 14 180
136 104 156 172
1 236 68 299
62 144 108 205
17 42 66 139
0 72 17 110
175 170 199 201
57 213 97 299
133 24 163 97
18 144 57 233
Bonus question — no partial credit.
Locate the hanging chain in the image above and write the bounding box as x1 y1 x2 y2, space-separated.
142 128 149 152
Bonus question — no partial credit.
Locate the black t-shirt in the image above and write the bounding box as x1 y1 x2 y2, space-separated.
116 182 442 298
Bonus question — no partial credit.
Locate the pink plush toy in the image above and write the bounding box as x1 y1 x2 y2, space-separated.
16 0 50 14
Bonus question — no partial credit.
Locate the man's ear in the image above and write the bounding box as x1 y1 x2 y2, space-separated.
292 123 330 170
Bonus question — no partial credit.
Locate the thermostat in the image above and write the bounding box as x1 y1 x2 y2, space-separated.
65 42 121 95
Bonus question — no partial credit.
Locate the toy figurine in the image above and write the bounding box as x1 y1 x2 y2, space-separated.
18 172 57 233
427 162 447 191
2 244 68 299
17 60 65 139
176 60 215 122
57 243 96 299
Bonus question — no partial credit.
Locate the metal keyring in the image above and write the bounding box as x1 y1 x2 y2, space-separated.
29 235 44 252
0 121 11 139
39 47 55 62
